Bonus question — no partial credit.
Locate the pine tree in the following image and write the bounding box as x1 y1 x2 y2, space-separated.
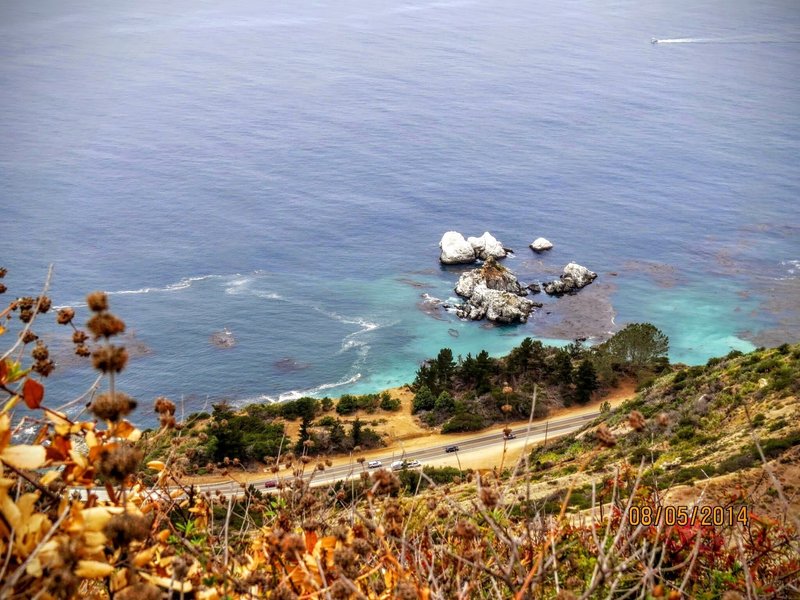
574 359 599 404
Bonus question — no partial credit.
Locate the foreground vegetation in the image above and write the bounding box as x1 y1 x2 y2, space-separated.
0 269 798 598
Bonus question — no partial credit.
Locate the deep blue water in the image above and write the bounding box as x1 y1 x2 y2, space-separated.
2 0 799 426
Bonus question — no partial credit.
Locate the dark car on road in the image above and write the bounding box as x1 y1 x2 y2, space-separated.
445 445 459 453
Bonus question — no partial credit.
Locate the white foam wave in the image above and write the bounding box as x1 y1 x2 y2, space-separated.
775 259 800 280
245 373 363 404
111 274 224 295
55 273 235 308
781 260 799 274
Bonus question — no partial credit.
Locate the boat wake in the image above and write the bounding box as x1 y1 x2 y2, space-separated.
652 35 800 45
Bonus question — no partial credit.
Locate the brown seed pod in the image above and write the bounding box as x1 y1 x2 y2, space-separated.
33 359 55 377
89 391 137 422
98 444 142 482
31 341 49 361
36 295 52 313
86 291 109 313
87 313 125 339
628 410 646 432
91 345 128 373
56 307 75 325
596 423 617 448
72 330 88 344
154 396 176 416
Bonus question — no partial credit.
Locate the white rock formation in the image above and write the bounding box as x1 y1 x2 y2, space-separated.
454 257 539 323
543 262 597 295
467 232 507 260
456 284 536 323
439 231 477 264
529 237 554 252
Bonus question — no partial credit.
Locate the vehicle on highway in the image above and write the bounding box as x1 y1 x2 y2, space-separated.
391 459 422 470
445 445 459 453
264 479 279 489
504 432 516 440
367 460 382 468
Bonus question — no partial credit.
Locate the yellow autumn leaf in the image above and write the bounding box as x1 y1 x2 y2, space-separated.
140 572 193 593
26 556 42 578
68 449 87 468
40 470 60 486
1 395 20 414
74 560 115 578
147 460 166 472
0 444 46 470
81 506 123 531
132 546 156 567
84 531 107 547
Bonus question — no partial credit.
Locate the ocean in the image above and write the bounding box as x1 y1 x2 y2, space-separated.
2 0 798 427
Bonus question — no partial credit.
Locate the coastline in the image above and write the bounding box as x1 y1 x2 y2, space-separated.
178 378 638 486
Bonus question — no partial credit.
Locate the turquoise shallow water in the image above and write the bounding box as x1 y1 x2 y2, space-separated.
1 0 798 426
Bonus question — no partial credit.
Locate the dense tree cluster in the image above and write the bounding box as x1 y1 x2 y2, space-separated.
410 324 670 432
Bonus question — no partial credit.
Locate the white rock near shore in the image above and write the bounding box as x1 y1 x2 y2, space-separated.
439 231 477 264
467 232 507 260
530 237 554 252
543 262 597 295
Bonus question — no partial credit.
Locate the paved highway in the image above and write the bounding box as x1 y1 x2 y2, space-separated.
196 410 600 497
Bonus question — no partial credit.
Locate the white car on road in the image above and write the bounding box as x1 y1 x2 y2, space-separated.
367 460 382 468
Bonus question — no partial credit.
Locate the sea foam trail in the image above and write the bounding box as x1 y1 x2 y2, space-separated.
240 373 363 405
54 273 236 308
654 35 800 44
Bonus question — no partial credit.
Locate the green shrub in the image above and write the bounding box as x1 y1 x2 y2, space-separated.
379 392 401 411
768 418 788 432
399 466 463 493
442 412 485 433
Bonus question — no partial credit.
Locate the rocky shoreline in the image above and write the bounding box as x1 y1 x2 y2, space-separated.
437 230 598 324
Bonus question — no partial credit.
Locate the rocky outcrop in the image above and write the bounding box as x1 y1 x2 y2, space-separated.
439 231 477 264
455 256 527 297
467 232 507 260
456 286 539 323
543 263 597 295
438 231 509 264
454 257 539 323
530 237 553 252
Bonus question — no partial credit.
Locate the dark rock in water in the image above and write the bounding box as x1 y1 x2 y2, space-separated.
454 257 537 323
211 328 235 348
417 293 447 321
448 328 460 337
543 263 597 296
274 357 311 372
397 277 433 289
526 283 542 294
